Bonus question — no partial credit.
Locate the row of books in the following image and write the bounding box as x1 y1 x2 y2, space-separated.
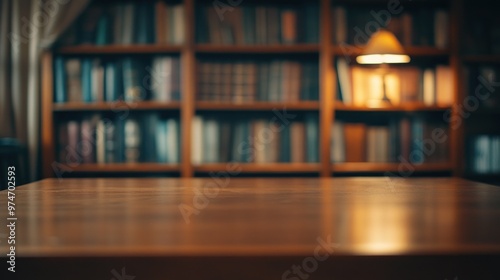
331 118 448 163
464 66 500 108
191 114 319 164
333 7 449 48
55 56 181 103
57 114 180 165
469 135 500 174
64 2 185 45
464 8 500 54
336 59 454 106
197 60 319 102
196 5 319 45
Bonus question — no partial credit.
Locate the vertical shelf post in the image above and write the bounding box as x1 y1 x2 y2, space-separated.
320 0 334 177
42 51 55 178
450 0 464 177
181 0 195 177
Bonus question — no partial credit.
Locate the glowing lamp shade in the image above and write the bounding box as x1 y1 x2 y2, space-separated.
356 29 410 64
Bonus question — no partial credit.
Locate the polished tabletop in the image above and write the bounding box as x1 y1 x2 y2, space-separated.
1 177 500 279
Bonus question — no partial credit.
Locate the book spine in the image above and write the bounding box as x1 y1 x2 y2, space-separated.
54 57 67 103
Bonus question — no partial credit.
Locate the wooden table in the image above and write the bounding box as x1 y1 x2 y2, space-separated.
1 177 500 279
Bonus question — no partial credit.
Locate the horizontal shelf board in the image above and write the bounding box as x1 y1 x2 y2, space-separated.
196 101 320 110
195 44 320 53
66 163 180 173
335 102 451 112
56 45 184 54
468 108 500 115
53 101 181 111
333 46 450 57
464 173 500 178
194 163 321 173
462 55 500 63
332 162 453 173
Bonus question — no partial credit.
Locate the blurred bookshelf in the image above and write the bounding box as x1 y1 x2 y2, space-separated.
40 0 498 184
458 0 500 185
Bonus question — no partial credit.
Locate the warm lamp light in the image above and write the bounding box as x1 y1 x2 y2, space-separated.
356 29 410 104
356 29 410 64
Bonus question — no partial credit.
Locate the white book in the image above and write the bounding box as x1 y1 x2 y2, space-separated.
331 121 345 163
191 116 203 164
172 4 185 45
336 58 352 104
203 119 219 163
163 57 173 101
423 68 435 106
166 118 179 163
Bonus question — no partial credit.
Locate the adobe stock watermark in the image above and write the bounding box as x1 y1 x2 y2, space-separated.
212 0 244 21
110 267 135 280
282 235 339 280
51 61 172 180
339 0 404 62
8 0 71 52
178 108 297 223
385 74 500 189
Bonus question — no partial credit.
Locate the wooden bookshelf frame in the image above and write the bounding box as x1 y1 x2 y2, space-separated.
42 0 468 179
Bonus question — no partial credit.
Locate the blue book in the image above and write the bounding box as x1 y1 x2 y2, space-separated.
300 62 311 101
309 62 320 100
142 113 158 162
81 59 93 103
305 113 319 163
114 117 125 163
305 5 319 43
411 117 425 164
242 7 256 44
104 62 122 102
135 3 155 44
232 120 244 162
156 119 168 163
242 120 252 163
95 12 110 45
195 6 209 43
54 57 66 103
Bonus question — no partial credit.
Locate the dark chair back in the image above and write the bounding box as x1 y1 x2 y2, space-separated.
0 138 29 190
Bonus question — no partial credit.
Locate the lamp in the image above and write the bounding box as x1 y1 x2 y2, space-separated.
356 29 410 104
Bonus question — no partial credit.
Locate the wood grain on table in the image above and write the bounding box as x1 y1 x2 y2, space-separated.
1 177 499 279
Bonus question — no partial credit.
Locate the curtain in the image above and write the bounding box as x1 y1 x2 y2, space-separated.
0 0 89 181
